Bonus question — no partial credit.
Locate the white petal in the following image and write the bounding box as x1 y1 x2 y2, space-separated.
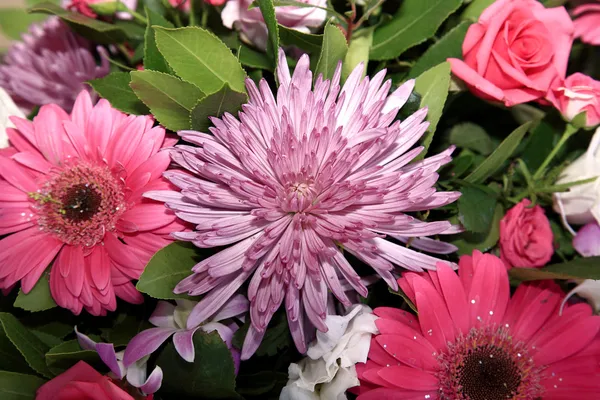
0 87 25 149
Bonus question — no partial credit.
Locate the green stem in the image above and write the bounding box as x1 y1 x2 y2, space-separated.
533 124 578 180
128 9 148 25
201 1 209 28
189 0 197 26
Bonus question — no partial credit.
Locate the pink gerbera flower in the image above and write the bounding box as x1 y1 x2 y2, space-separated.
355 251 600 399
0 90 182 315
146 49 460 359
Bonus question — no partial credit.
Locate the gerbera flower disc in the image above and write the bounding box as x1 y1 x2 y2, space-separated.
146 49 460 359
355 251 600 399
0 91 182 315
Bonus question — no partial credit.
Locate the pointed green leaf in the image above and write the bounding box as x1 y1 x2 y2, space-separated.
370 0 462 60
88 72 149 115
0 371 46 400
28 2 127 44
190 85 247 132
157 331 240 398
315 23 348 81
449 122 494 155
465 122 531 184
130 70 204 131
409 20 472 79
461 0 496 21
0 330 34 375
14 275 56 313
144 7 174 73
0 8 47 41
256 0 280 69
238 45 272 70
414 62 451 159
510 257 600 281
45 340 102 375
0 313 51 378
136 242 200 300
458 185 497 233
278 25 322 54
342 28 373 81
452 203 503 255
153 26 247 94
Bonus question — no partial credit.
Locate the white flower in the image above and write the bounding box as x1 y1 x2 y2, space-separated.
221 0 327 50
0 87 25 149
561 279 600 314
553 126 600 229
280 305 378 400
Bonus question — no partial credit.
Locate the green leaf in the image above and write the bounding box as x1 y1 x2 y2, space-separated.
370 0 462 60
45 340 102 375
0 313 52 378
233 309 291 357
465 122 531 184
157 331 240 398
278 25 323 54
14 275 56 312
256 0 280 69
315 23 348 81
452 203 503 255
0 330 34 375
144 7 174 73
31 332 62 348
510 257 600 281
414 62 451 159
130 70 204 131
409 20 472 79
190 84 247 132
28 2 127 44
137 242 199 300
238 45 272 70
342 28 373 81
461 0 495 21
449 122 494 155
521 120 556 172
88 72 149 115
0 9 47 41
154 26 247 94
449 152 475 178
0 371 46 400
458 185 497 233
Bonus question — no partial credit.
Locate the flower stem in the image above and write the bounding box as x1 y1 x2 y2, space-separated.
533 123 578 181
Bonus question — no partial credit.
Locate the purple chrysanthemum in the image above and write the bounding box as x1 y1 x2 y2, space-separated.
0 17 109 113
146 49 460 359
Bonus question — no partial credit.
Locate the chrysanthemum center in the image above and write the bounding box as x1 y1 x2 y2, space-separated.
437 326 543 400
33 162 126 247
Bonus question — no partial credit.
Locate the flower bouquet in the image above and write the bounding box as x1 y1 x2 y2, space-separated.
0 0 600 398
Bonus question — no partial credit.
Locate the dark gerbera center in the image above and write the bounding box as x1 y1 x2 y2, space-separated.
437 326 543 400
458 345 521 399
61 183 102 221
32 162 126 247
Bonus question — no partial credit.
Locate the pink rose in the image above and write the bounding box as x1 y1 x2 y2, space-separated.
221 0 327 50
547 73 600 128
62 0 137 19
500 199 554 268
36 361 139 400
573 2 600 45
448 0 573 106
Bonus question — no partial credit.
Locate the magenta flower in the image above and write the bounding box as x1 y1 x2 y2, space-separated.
146 49 460 359
76 328 163 394
0 90 183 315
122 295 248 373
0 17 109 113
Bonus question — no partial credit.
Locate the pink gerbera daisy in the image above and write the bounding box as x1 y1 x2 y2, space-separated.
146 49 460 359
0 90 182 315
355 251 600 399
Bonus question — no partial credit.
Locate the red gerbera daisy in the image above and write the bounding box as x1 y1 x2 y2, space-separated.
0 90 183 315
355 251 600 399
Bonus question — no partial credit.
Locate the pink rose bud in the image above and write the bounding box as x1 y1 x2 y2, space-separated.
500 199 554 268
548 73 600 128
447 0 574 107
573 3 600 45
62 0 137 19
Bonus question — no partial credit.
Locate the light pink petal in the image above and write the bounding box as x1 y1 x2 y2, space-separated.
123 327 177 367
173 328 199 362
573 223 600 257
149 301 178 328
